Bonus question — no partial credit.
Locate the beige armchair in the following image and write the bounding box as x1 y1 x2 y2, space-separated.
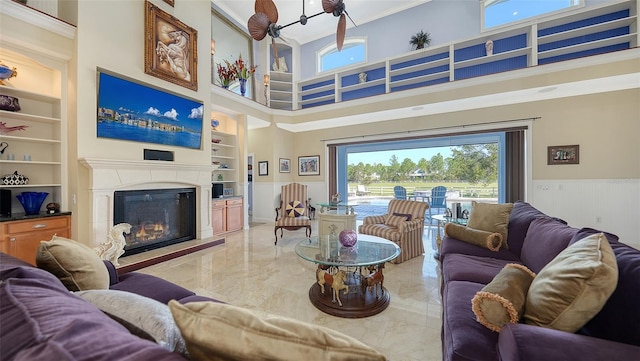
358 199 429 264
274 183 311 245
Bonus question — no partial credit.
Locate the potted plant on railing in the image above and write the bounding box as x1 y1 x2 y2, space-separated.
233 54 257 97
410 30 431 50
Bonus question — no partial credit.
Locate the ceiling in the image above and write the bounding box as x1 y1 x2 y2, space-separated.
214 0 431 45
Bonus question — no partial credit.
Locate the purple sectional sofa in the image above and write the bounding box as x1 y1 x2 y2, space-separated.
440 201 640 361
0 252 219 360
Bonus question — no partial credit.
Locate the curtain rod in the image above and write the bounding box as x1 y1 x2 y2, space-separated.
320 117 540 142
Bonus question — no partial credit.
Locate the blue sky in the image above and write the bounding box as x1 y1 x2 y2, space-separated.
348 147 453 166
98 72 203 131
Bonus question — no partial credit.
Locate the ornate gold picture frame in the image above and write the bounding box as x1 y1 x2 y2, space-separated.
144 1 197 91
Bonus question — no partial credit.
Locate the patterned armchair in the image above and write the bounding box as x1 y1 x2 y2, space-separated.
358 199 429 264
274 183 311 245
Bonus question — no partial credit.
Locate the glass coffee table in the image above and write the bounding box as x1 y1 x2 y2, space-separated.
295 234 401 318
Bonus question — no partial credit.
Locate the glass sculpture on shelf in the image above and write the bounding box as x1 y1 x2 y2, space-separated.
16 192 48 215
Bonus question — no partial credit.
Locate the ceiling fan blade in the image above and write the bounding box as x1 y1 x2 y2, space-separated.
255 0 279 23
336 13 346 51
248 13 269 41
322 0 340 14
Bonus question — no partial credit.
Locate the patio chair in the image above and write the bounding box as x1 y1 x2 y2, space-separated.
393 186 408 200
356 184 371 196
274 183 311 245
427 186 448 224
358 199 429 264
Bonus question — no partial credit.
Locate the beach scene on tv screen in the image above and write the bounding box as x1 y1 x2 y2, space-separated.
97 71 203 149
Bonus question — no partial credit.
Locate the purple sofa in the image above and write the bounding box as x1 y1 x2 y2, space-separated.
440 201 640 361
0 252 219 360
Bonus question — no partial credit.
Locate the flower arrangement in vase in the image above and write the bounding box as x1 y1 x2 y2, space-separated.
233 54 257 96
216 60 237 89
216 55 257 96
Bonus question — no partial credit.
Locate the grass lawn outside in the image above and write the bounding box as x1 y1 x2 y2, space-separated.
348 181 499 199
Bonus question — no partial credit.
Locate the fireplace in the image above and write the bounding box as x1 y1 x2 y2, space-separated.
114 188 196 256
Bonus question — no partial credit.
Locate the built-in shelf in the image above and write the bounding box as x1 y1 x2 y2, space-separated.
0 61 66 215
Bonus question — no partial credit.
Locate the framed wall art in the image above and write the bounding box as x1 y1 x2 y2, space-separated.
223 188 233 197
258 161 268 176
97 69 203 149
279 158 290 173
548 145 579 165
298 155 320 176
144 1 198 91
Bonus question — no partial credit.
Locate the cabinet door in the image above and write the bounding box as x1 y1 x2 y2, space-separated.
212 200 227 235
1 227 70 265
226 199 243 232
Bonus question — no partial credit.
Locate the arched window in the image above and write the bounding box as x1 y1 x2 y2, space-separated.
482 0 583 30
317 37 366 74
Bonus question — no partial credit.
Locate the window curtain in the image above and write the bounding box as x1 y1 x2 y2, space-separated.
328 145 337 197
505 130 525 202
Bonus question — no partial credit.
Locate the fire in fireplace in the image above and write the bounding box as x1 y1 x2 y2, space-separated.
114 188 196 256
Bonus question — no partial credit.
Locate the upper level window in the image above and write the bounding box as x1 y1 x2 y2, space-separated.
317 38 366 74
482 0 583 30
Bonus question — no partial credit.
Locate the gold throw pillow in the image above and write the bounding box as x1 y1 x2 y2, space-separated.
36 235 110 291
523 233 618 332
467 202 513 249
168 301 386 361
444 223 502 251
472 263 536 332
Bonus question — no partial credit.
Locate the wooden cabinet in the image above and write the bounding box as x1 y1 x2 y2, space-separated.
226 198 243 232
211 198 243 235
0 214 71 265
211 199 226 235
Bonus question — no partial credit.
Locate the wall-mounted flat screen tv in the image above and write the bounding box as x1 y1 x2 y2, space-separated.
97 69 203 149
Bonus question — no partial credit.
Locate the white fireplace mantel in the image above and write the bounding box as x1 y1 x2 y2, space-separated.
80 158 214 245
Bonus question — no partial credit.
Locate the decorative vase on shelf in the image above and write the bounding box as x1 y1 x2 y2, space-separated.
239 78 247 96
339 229 358 248
17 191 48 215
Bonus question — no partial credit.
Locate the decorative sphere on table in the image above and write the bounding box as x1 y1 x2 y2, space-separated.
339 229 357 247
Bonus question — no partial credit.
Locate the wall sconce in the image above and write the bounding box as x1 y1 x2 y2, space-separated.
210 39 216 55
264 74 270 107
210 39 216 84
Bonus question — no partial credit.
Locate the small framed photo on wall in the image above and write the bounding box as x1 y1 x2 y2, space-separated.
258 161 268 176
279 158 290 173
548 145 579 165
298 155 320 176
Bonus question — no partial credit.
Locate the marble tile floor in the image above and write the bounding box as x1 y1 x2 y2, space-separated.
123 221 444 361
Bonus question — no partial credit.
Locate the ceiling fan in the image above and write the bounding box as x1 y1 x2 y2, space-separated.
247 0 356 60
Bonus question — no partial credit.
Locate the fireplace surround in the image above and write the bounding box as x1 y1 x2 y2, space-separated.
80 158 214 251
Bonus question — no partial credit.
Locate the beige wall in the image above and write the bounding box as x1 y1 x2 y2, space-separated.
71 0 212 241
289 88 639 181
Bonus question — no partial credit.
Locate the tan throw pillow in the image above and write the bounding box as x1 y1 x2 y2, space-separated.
444 223 503 251
472 264 536 332
385 214 408 227
168 301 386 361
523 233 618 332
467 201 513 249
36 235 110 291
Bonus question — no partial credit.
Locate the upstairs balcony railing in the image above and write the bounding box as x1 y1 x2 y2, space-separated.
293 0 637 110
